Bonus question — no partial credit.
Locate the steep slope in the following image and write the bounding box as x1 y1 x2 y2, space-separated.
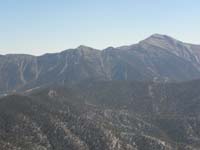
140 34 200 70
0 46 106 93
0 54 38 93
0 34 200 93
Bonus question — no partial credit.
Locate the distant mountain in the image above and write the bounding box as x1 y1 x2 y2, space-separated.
1 34 200 93
1 80 200 149
1 34 200 149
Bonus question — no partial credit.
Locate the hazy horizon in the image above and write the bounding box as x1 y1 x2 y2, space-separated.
0 0 200 55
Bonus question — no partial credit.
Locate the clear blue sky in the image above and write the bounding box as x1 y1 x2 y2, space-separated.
0 0 200 55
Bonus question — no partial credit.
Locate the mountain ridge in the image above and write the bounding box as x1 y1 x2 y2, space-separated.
1 34 199 56
1 34 200 149
0 34 200 93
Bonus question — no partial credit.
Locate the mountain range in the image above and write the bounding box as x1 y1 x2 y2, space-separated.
1 34 200 94
1 34 200 150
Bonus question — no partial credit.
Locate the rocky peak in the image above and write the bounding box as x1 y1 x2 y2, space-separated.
77 45 96 51
140 34 180 49
148 33 173 39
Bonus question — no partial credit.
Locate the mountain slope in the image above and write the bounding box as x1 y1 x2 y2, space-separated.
1 34 200 93
1 80 200 149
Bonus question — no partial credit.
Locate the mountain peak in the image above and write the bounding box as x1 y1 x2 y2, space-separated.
150 33 166 38
145 34 178 41
77 45 94 51
139 33 181 50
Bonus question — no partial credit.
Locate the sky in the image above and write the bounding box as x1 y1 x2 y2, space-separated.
0 0 200 55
